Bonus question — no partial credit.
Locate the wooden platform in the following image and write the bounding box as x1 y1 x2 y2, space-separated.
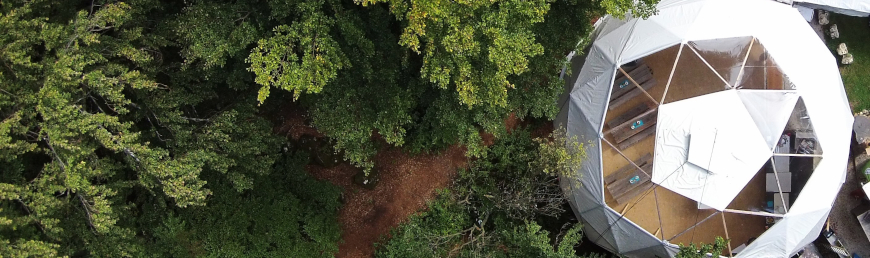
606 102 658 148
604 58 659 151
605 153 653 205
609 62 656 111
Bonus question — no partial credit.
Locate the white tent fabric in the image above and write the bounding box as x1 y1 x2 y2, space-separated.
561 0 853 257
737 90 800 149
790 0 870 16
652 90 772 211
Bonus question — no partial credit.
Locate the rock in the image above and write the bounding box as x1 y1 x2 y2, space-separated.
830 24 839 39
854 115 870 143
819 10 829 25
837 43 849 56
842 53 854 65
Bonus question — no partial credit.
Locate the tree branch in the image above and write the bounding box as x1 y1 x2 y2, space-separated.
77 194 97 232
181 116 210 122
44 136 67 172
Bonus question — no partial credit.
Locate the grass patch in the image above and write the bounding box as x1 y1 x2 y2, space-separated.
826 14 870 112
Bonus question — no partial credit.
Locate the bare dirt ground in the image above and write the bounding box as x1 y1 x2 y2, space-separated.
273 102 471 258
828 140 870 257
308 145 468 258
273 101 563 258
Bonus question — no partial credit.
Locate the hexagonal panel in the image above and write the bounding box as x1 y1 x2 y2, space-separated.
652 90 771 211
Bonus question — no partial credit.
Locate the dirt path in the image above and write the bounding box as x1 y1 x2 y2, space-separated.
307 145 468 258
273 104 549 257
273 103 469 257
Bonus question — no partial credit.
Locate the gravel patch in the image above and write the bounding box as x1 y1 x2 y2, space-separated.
827 132 870 257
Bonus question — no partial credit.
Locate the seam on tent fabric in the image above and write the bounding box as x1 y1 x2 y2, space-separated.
597 138 606 208
614 19 641 65
598 65 621 134
691 129 718 243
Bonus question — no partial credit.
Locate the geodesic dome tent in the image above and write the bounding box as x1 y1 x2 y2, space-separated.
559 0 854 257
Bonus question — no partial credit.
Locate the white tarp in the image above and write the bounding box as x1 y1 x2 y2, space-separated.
652 91 772 211
737 90 800 149
561 0 853 257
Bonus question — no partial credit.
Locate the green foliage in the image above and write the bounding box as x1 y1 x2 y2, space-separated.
173 1 262 69
0 0 283 256
376 192 602 258
247 3 348 103
674 237 729 258
825 14 870 112
1 0 656 256
245 0 609 171
145 152 342 258
460 128 565 220
359 0 550 108
535 128 587 178
377 129 601 257
598 0 658 19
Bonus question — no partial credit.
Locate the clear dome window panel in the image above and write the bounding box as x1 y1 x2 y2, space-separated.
724 212 771 250
662 44 729 104
602 45 679 151
687 36 754 87
777 98 823 155
772 97 822 204
735 40 789 90
771 98 821 211
782 74 797 90
605 44 680 119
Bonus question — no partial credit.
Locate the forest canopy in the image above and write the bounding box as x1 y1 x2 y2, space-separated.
0 0 657 256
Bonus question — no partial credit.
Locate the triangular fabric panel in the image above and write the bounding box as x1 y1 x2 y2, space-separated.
646 0 707 42
581 206 621 250
737 90 800 149
734 218 787 257
783 209 830 256
562 155 605 213
593 19 638 63
617 19 682 65
570 69 616 132
736 209 830 257
579 216 619 253
601 208 667 253
593 16 629 42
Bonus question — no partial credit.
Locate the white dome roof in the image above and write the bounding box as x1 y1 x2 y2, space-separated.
562 0 853 257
